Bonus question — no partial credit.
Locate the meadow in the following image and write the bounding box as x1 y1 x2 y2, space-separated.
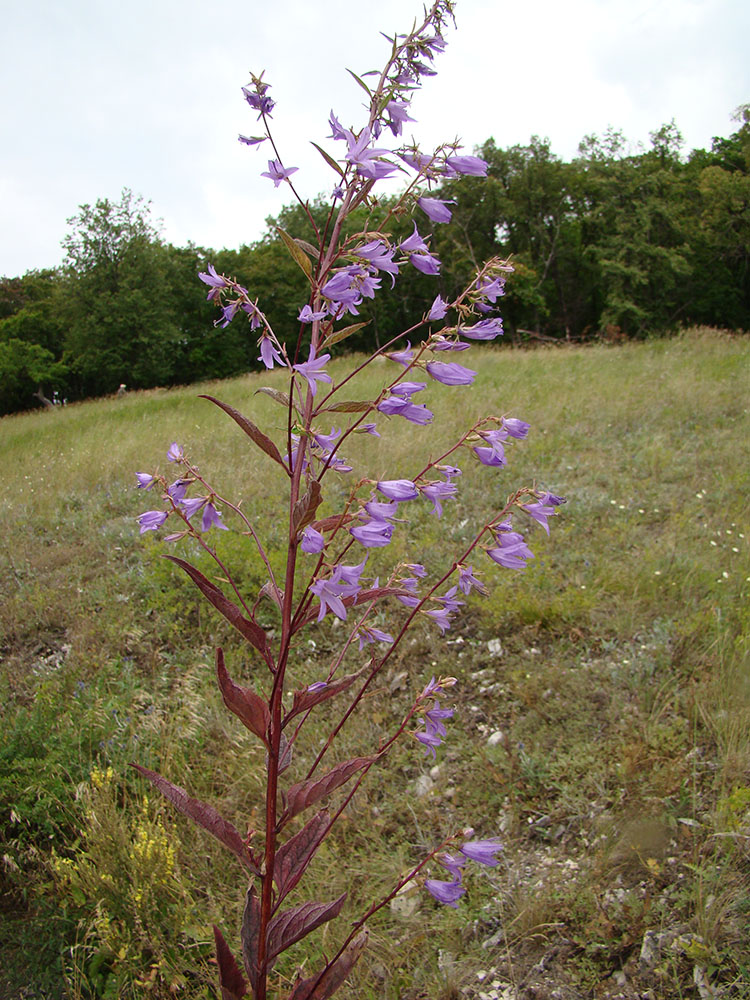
1 328 749 999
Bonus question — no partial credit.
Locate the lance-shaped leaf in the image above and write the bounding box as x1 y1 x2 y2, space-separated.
310 513 354 533
241 885 262 994
284 757 375 823
216 649 270 745
287 928 368 1000
311 141 345 178
131 764 259 874
293 480 322 534
199 395 286 470
317 400 371 414
164 556 270 658
276 227 313 279
267 894 347 961
256 386 291 407
323 322 369 349
284 669 364 726
346 68 372 98
273 810 329 903
213 925 248 1000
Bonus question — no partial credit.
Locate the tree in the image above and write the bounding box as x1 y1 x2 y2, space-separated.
62 190 182 396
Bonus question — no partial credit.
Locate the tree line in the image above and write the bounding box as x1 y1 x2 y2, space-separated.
1 110 748 416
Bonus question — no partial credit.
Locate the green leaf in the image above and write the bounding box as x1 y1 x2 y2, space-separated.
310 142 345 179
276 227 313 279
346 69 373 98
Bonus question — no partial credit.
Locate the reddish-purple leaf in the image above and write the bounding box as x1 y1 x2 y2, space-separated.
267 894 347 961
213 925 248 1000
273 810 329 902
216 649 270 745
287 929 368 1000
283 669 364 726
241 885 262 994
130 764 258 874
310 513 354 533
200 395 287 471
255 386 291 407
284 758 375 823
293 480 323 534
164 556 270 658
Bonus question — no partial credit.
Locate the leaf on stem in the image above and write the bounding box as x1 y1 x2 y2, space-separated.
130 764 259 874
287 928 369 1000
241 885 262 995
276 227 313 279
316 399 371 414
322 322 369 349
199 395 287 470
310 513 354 533
213 925 249 1000
345 68 373 98
216 648 270 745
283 757 375 823
310 141 345 178
284 669 364 725
273 809 329 902
267 894 347 961
256 387 291 407
293 479 323 534
164 556 271 659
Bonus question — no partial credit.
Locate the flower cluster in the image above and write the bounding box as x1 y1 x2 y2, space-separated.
425 836 503 908
132 4 565 998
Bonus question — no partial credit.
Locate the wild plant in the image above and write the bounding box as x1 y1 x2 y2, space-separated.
134 3 564 997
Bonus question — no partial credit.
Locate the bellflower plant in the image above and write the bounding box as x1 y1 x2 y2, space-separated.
133 3 564 998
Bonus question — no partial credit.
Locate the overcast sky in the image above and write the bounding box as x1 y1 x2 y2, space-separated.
1 0 747 278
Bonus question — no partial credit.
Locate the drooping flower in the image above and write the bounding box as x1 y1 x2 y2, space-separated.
385 99 416 136
293 346 333 397
137 510 168 534
418 196 454 224
520 500 557 536
349 518 394 549
377 479 419 501
377 396 434 425
502 417 530 439
301 525 325 553
409 251 441 275
445 154 489 176
167 442 183 463
201 502 228 532
460 838 503 867
355 625 394 650
419 480 457 518
386 343 414 367
438 852 467 878
198 263 228 301
180 496 208 520
238 134 266 146
458 564 487 595
427 295 449 321
399 223 430 254
298 304 328 324
462 318 504 340
258 334 284 370
261 159 299 187
486 521 534 570
425 878 466 908
425 361 476 386
135 472 156 490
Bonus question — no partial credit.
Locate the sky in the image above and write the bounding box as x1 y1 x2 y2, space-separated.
1 0 748 278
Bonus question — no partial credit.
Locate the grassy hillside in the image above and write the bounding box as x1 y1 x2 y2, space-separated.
1 328 749 999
